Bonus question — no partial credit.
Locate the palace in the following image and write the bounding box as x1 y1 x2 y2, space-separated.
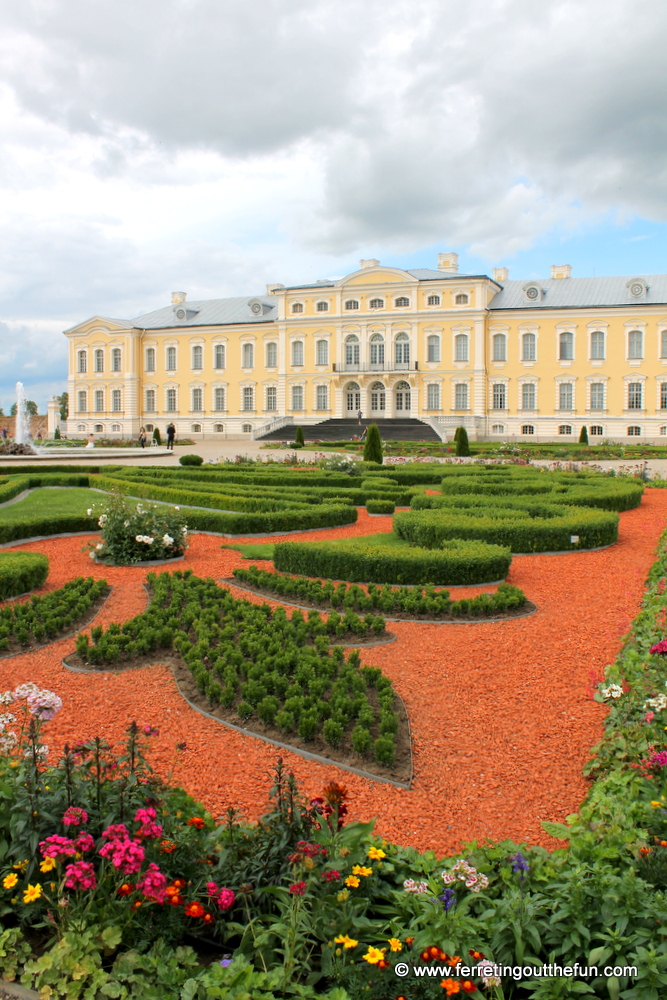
64 253 667 442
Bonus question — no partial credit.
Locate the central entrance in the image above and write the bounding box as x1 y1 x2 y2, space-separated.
370 381 386 416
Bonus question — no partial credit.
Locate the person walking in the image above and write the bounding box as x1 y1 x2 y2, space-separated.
357 409 363 425
166 422 176 450
139 426 147 449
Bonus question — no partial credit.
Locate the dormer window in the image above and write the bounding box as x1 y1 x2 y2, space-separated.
627 278 648 298
291 302 304 314
369 298 384 309
455 293 469 305
316 301 329 312
427 294 440 306
523 284 542 302
395 296 410 307
344 300 359 310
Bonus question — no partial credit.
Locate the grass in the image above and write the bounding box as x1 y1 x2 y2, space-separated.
221 542 275 559
0 487 96 522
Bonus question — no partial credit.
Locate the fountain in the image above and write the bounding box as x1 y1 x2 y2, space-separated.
0 383 37 456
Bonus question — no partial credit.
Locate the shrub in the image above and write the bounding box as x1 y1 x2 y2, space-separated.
87 493 188 565
455 426 470 456
322 719 344 748
352 725 372 753
365 499 396 515
54 426 61 440
374 735 396 766
363 424 383 465
294 425 305 447
179 454 204 466
579 425 589 444
0 552 49 600
152 428 161 445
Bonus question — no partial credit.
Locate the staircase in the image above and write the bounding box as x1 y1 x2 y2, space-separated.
257 417 442 442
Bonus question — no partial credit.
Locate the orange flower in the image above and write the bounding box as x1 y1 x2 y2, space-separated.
172 879 186 889
184 901 205 918
469 950 485 961
639 847 651 856
159 840 177 854
168 894 184 907
117 883 135 896
187 817 205 830
130 900 142 910
406 937 415 946
202 912 214 924
461 982 477 994
440 980 461 995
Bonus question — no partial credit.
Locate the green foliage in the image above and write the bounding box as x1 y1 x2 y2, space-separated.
179 454 204 466
579 425 589 444
294 425 305 447
152 427 162 445
363 423 383 464
57 391 69 421
0 551 48 599
455 426 470 456
365 499 395 514
89 492 188 565
54 425 61 440
0 576 106 650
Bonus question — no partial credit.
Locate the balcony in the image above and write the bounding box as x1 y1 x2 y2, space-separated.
332 361 418 373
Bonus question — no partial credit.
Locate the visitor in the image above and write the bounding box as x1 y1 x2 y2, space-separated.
85 434 95 450
1 428 6 440
139 426 147 449
166 423 176 450
358 409 363 425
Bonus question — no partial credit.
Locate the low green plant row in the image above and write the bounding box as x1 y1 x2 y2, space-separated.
233 564 527 617
104 466 368 489
93 474 316 514
0 513 98 545
75 571 399 766
365 499 396 514
0 551 49 600
273 537 512 586
0 576 108 649
0 472 92 505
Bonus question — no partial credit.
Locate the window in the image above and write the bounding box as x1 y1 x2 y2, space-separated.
191 424 202 433
369 298 384 309
214 423 224 433
166 347 176 371
291 302 303 314
370 381 386 411
265 386 277 411
559 332 574 360
395 296 410 307
145 389 156 412
558 425 573 435
346 383 361 412
492 424 505 434
192 345 203 369
370 334 385 366
316 385 328 410
77 423 87 432
395 333 410 365
522 333 536 361
111 424 121 432
94 424 104 432
455 293 469 305
427 294 440 306
344 300 359 310
242 343 254 368
345 335 360 366
191 388 203 411
662 427 667 436
661 331 667 358
628 330 643 359
214 344 225 369
94 390 104 412
316 340 328 365
145 424 153 432
590 382 605 411
291 341 304 366
316 301 329 312
521 424 535 435
521 383 536 410
427 335 441 363
591 331 605 360
454 334 469 362
455 383 469 410
492 334 507 362
242 387 254 411
492 384 507 409
291 385 304 410
111 348 121 372
145 348 156 372
559 383 573 411
266 342 277 367
111 389 121 412
590 425 604 436
77 391 87 412
395 381 411 411
94 349 104 373
242 424 252 433
628 382 643 409
214 387 226 411
166 388 176 412
77 350 87 373
661 383 667 410
627 425 641 436
427 384 440 409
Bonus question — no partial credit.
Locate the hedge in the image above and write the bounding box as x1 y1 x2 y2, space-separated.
273 537 511 585
0 514 98 545
0 551 49 600
93 475 314 514
0 474 92 505
365 500 396 514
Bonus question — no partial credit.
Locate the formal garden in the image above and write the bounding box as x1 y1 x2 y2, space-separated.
0 456 666 997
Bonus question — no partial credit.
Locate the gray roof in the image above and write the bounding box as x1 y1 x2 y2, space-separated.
489 275 667 310
406 268 488 281
133 295 278 329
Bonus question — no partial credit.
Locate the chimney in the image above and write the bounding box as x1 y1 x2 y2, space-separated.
493 267 509 283
359 259 380 269
437 252 459 274
550 265 571 279
171 291 187 304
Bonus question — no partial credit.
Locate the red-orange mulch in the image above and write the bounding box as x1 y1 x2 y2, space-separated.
2 497 667 857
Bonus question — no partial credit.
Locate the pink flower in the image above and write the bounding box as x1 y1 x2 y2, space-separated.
99 837 145 874
646 711 656 724
206 881 220 897
289 881 307 896
101 824 130 841
134 806 163 840
63 807 89 827
651 640 667 655
39 834 77 859
322 870 341 881
216 888 235 911
64 861 97 890
75 833 96 853
136 862 167 903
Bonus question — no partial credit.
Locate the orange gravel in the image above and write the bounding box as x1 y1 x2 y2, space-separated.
2 497 666 856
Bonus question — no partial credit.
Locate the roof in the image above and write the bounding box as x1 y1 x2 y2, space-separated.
489 275 667 310
406 268 489 281
133 296 278 329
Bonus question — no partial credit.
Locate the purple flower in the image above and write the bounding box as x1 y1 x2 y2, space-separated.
219 959 232 967
511 852 530 881
438 888 456 911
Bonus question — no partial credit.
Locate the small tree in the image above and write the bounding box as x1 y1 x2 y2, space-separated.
363 423 383 464
152 428 162 445
10 401 38 416
455 426 470 457
579 425 589 445
54 426 61 440
453 426 461 443
295 425 305 447
57 392 69 421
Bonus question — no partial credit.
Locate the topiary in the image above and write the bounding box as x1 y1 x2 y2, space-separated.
54 426 61 440
152 428 162 445
179 454 204 466
455 427 470 457
295 425 305 447
363 424 383 465
579 425 589 445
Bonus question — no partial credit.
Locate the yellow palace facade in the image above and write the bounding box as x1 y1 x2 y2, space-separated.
64 253 667 442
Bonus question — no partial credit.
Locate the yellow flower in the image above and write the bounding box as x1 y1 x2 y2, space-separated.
362 946 386 965
388 938 402 952
2 874 18 890
345 876 360 888
334 934 359 950
336 889 350 902
367 847 386 860
12 860 29 872
651 801 663 808
23 884 42 904
40 857 56 874
352 865 372 877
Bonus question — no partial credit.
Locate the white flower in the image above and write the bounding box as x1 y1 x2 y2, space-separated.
135 535 144 543
145 536 154 544
0 713 16 730
98 514 107 526
601 683 624 700
89 551 96 560
174 506 180 511
124 520 130 527
183 526 188 535
0 692 15 706
645 694 667 711
96 543 103 550
86 508 93 516
162 534 173 546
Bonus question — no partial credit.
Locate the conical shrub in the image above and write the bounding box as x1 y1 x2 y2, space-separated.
455 426 470 456
579 426 589 445
363 423 383 464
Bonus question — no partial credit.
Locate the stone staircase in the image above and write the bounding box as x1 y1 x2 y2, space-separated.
257 417 442 442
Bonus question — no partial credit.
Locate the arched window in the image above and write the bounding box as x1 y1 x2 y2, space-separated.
427 294 440 306
145 424 154 432
77 350 87 373
521 383 536 410
192 345 203 369
395 296 410 307
522 333 536 361
214 423 224 432
316 340 328 365
590 383 605 410
266 342 277 367
291 341 304 366
590 425 604 436
370 381 386 412
111 389 121 412
214 387 226 411
455 293 469 305
559 383 573 411
395 380 411 411
145 348 155 372
558 425 572 435
166 347 176 370
627 425 641 436
145 390 156 412
426 384 440 410
628 382 643 409
77 391 87 412
111 423 121 432
369 334 385 367
111 348 121 372
191 388 203 411
94 349 104 373
214 344 225 369
455 383 469 410
590 331 605 360
628 329 643 359
454 334 469 362
266 387 277 411
344 300 359 310
345 335 360 367
242 423 252 433
395 333 410 366
291 302 303 314
94 390 104 412
242 343 254 368
94 424 104 432
191 423 202 433
369 298 384 309
77 423 87 432
316 385 328 410
521 424 535 435
559 332 574 360
427 335 441 363
491 424 505 434
493 334 507 362
345 382 361 413
242 387 254 411
316 301 329 312
291 385 304 410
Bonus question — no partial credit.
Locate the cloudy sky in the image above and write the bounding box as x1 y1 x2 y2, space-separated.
1 0 666 410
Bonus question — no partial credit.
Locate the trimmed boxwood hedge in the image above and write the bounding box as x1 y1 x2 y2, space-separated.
366 499 396 514
93 474 314 514
0 514 98 545
273 537 512 585
0 551 49 600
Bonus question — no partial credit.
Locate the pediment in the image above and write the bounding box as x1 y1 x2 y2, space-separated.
63 316 134 337
341 268 417 287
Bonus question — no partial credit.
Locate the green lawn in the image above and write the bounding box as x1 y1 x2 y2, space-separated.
0 487 96 522
223 532 404 563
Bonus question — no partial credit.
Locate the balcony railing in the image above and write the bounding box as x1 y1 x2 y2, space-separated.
332 361 418 373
